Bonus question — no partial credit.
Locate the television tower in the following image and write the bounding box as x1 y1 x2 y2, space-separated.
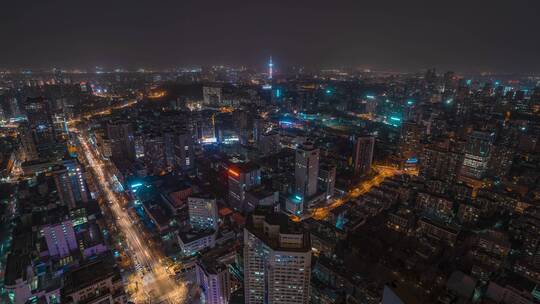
268 56 273 80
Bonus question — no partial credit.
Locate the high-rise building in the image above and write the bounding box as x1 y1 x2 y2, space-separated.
172 130 195 172
259 131 281 156
353 136 374 176
106 120 135 161
24 97 55 145
488 144 514 179
460 131 495 180
203 86 222 105
42 219 78 258
53 159 88 210
196 257 231 304
400 121 423 159
421 144 462 184
318 163 336 201
143 132 166 173
188 196 219 231
18 124 38 161
244 210 311 304
295 142 319 199
228 162 261 212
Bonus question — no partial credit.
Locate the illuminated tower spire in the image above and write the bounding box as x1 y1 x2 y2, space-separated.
268 56 273 80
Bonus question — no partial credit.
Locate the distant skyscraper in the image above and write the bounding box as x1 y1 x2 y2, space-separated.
268 56 273 80
188 196 219 231
295 142 319 199
460 131 495 180
203 86 222 106
53 159 88 210
244 210 311 304
353 136 374 176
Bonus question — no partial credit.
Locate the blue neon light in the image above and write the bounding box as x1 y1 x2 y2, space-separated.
130 183 143 188
390 116 401 122
366 95 375 100
406 157 418 164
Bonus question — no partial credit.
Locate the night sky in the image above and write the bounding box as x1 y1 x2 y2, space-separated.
2 0 540 72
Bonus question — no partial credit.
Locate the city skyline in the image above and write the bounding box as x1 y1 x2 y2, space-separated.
2 2 540 304
2 0 540 73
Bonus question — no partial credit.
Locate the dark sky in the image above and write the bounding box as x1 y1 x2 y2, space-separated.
2 0 540 73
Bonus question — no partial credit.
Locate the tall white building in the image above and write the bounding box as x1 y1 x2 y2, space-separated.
244 211 311 304
294 142 319 199
188 196 219 231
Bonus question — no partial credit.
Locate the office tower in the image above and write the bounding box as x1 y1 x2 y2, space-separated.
421 145 463 184
143 132 166 173
353 136 374 176
460 131 495 180
193 111 217 143
318 163 336 201
295 142 319 199
106 120 135 161
134 133 145 159
400 121 423 159
188 196 219 231
162 129 195 171
228 162 261 212
196 257 231 304
259 131 280 156
244 210 311 304
203 86 222 105
253 118 265 144
173 130 195 171
42 219 78 258
52 113 69 140
53 159 88 210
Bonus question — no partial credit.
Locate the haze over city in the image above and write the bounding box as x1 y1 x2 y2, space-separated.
2 0 540 72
